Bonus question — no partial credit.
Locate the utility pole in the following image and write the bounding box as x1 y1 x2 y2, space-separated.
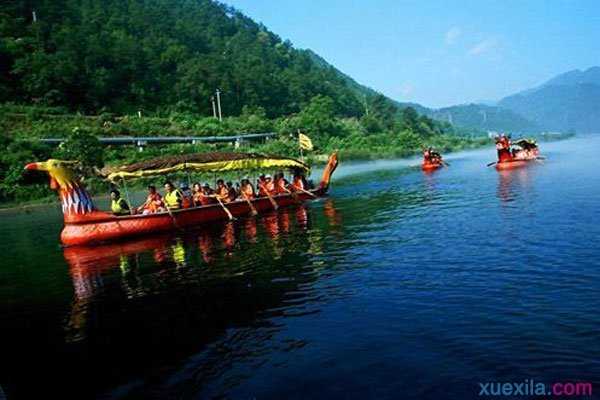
211 96 217 119
215 89 222 122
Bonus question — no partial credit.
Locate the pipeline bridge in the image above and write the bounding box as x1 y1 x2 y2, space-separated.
39 132 277 150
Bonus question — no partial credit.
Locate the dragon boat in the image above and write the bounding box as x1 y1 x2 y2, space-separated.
24 152 338 246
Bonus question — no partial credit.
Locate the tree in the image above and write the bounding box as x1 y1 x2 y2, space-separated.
57 127 104 168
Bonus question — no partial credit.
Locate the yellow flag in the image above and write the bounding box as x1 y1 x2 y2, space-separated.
298 133 314 151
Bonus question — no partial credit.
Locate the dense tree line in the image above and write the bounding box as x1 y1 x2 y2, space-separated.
1 0 367 117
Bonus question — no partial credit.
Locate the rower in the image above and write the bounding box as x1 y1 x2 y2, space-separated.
259 174 276 196
239 177 255 200
423 147 432 162
110 189 131 216
180 183 193 208
275 172 290 194
193 182 216 206
215 179 230 203
136 185 164 214
292 171 307 191
226 181 237 202
163 181 183 209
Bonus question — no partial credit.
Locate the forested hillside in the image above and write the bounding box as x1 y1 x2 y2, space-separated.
1 0 369 117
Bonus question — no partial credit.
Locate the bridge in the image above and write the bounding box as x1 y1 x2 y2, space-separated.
39 132 277 150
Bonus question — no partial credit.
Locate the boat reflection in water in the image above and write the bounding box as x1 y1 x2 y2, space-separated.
496 167 536 204
60 202 341 397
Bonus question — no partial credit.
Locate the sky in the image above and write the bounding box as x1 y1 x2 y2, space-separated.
222 0 600 108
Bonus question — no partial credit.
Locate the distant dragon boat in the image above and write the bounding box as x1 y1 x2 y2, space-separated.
492 137 542 170
24 152 339 246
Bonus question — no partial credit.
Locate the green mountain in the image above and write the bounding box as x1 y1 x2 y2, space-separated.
426 103 539 134
499 67 600 133
0 0 374 117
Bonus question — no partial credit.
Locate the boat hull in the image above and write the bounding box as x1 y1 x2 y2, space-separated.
61 190 322 246
495 159 534 170
422 162 442 171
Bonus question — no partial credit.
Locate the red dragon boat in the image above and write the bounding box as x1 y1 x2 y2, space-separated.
493 137 541 170
24 152 339 247
421 159 443 171
421 148 445 171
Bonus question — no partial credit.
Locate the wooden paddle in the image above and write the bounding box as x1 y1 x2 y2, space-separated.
259 184 279 210
294 186 317 198
216 196 235 221
242 192 258 216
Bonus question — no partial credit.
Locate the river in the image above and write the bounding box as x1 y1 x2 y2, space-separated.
1 136 599 399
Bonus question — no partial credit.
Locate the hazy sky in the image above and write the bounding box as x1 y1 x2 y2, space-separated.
223 0 600 108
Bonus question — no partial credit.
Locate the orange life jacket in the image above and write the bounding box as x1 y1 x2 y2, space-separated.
144 192 163 212
241 184 255 199
292 177 305 191
275 178 289 194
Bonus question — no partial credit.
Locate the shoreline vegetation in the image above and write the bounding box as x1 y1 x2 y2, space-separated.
0 103 574 211
1 100 491 206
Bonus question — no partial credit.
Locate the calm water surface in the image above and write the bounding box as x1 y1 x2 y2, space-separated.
1 136 599 399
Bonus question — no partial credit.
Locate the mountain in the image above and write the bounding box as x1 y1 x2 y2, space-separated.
426 104 539 133
499 66 600 133
0 0 374 117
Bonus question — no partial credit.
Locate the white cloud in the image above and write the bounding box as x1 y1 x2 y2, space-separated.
468 38 498 56
445 27 461 45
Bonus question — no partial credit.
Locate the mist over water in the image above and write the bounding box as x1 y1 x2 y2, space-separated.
1 136 599 399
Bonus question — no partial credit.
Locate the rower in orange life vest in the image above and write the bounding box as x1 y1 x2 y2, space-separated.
215 179 231 203
239 178 255 200
292 171 308 191
259 174 276 196
274 172 291 194
136 185 164 214
495 134 512 163
192 182 216 206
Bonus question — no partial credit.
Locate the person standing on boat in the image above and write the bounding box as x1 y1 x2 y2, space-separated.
110 189 131 216
423 147 432 162
495 134 512 163
163 181 183 209
136 185 164 214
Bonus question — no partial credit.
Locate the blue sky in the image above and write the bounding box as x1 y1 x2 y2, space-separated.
222 0 600 108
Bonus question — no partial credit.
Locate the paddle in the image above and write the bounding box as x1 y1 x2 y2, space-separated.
163 203 180 229
487 161 497 167
215 196 235 221
242 192 258 216
259 183 279 210
294 186 317 198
